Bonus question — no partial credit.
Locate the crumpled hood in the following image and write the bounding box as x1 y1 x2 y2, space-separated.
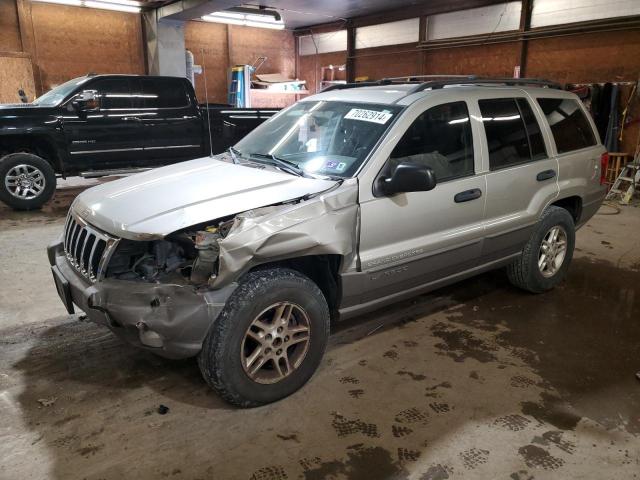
72 156 337 240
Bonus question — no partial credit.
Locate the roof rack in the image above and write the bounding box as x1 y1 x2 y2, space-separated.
321 76 562 93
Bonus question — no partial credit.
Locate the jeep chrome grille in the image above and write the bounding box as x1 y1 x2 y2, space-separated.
63 210 119 282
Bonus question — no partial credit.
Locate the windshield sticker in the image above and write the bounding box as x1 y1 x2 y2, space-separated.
344 108 393 124
336 162 347 172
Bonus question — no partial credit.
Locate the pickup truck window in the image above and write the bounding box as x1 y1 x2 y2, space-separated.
480 98 542 170
32 76 90 106
92 78 132 110
390 101 474 183
536 98 597 154
138 78 190 109
235 101 402 178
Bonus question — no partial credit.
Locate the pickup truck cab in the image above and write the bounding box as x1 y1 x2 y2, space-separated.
48 78 607 407
0 74 276 210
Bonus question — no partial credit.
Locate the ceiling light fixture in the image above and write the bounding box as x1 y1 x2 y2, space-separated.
31 0 141 13
202 9 285 30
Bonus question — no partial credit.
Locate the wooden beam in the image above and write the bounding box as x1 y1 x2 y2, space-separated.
15 0 42 95
517 0 533 77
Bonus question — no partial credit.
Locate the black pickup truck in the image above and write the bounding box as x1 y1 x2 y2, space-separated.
0 74 278 210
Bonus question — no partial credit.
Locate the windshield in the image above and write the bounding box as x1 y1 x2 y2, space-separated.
32 76 90 106
234 100 402 178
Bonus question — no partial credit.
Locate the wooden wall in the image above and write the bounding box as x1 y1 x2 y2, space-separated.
184 21 295 104
0 0 22 52
30 3 145 90
0 55 36 103
1 0 296 106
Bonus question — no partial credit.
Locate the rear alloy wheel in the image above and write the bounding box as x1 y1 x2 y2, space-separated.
198 268 330 407
537 226 568 278
507 206 575 293
0 153 56 210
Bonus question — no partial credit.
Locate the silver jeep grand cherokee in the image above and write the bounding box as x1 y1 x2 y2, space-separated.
49 78 607 407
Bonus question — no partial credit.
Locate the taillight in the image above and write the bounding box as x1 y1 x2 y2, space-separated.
600 152 609 186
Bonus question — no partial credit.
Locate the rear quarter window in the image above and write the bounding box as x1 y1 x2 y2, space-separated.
536 98 597 154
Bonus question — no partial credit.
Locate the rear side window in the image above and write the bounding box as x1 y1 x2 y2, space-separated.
537 98 596 153
390 101 474 182
517 98 546 161
479 98 546 170
139 78 189 108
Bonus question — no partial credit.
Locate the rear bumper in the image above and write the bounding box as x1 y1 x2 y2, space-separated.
47 238 237 359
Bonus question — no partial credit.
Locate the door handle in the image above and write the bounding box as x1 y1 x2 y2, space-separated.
122 116 140 122
454 188 482 203
536 169 556 181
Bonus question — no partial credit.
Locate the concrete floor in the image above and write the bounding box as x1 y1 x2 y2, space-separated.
0 187 639 480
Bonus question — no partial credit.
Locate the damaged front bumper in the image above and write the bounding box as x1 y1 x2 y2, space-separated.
47 239 237 359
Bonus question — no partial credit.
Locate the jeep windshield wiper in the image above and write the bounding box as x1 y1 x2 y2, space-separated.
227 146 241 164
247 153 304 177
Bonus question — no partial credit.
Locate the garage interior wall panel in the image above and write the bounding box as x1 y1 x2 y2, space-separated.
423 42 520 77
30 3 145 90
0 0 22 52
0 55 36 103
299 30 347 56
185 21 295 104
526 30 640 84
353 46 422 81
355 18 420 49
531 0 640 28
184 21 229 104
298 50 347 94
426 2 522 40
228 25 295 79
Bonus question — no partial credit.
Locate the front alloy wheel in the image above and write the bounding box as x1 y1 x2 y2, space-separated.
5 164 47 200
241 302 311 384
198 268 330 407
0 153 56 210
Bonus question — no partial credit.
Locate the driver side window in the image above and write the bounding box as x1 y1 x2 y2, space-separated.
390 101 474 183
90 78 132 110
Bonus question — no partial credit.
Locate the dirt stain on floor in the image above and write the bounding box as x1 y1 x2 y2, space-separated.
446 257 640 435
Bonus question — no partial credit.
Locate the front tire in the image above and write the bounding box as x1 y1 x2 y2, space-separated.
0 153 56 210
198 268 330 407
507 206 576 293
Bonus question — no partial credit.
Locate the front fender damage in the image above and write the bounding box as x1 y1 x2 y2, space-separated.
211 179 359 287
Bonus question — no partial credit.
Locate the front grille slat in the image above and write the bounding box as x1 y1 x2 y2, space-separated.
62 210 119 283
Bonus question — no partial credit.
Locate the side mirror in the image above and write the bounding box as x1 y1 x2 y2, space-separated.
72 90 99 112
376 161 437 196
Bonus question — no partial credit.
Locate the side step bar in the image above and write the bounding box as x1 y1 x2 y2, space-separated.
79 168 152 178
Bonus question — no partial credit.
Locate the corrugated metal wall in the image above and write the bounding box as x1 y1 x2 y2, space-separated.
356 18 420 49
427 2 522 40
531 0 640 27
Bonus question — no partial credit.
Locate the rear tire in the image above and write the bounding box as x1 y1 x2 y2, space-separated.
0 153 56 210
198 268 330 407
507 206 575 293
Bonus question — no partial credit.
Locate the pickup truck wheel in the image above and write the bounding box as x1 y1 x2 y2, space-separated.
507 206 575 293
198 268 330 407
0 153 56 210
